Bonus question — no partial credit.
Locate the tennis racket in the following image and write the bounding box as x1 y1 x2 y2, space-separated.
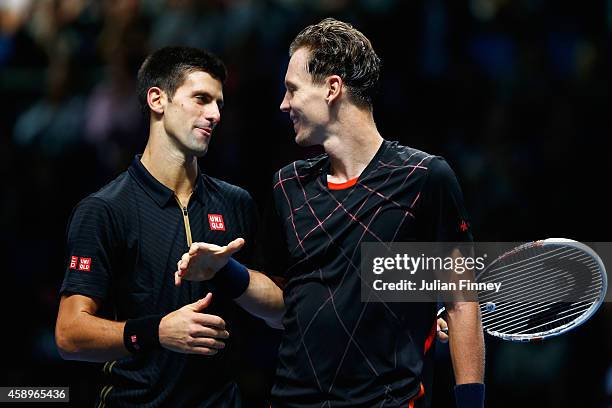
438 238 607 342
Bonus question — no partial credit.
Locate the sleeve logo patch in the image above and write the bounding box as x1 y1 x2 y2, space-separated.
459 220 469 233
69 256 79 270
69 256 92 271
208 214 226 231
78 257 92 271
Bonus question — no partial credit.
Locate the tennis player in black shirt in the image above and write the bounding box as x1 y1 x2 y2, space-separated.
55 46 283 407
177 19 485 408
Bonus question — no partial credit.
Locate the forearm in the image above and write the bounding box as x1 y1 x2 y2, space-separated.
235 270 284 329
446 301 485 384
56 295 130 362
56 311 129 362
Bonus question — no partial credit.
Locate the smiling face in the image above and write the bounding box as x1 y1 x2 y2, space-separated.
280 47 330 146
162 70 224 157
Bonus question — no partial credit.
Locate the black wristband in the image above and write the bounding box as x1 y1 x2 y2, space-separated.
454 383 485 408
123 315 163 354
212 257 250 299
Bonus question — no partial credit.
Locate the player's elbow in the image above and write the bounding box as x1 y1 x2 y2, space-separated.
55 323 82 360
265 299 285 330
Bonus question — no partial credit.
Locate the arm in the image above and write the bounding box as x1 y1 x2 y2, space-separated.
418 158 484 381
235 271 284 329
175 239 285 329
443 246 485 384
442 246 485 407
55 294 127 362
55 292 230 362
444 300 485 384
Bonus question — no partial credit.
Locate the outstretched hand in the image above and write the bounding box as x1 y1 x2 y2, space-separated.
175 238 245 286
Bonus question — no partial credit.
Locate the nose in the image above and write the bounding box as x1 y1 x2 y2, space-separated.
280 91 290 113
205 103 221 125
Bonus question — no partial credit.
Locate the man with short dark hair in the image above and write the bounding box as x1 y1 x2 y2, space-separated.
178 18 484 408
55 46 283 407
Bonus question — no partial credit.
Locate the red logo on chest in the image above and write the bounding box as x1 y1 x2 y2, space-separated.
208 214 226 231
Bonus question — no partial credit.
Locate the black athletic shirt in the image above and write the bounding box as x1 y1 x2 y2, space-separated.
60 156 258 407
264 140 472 407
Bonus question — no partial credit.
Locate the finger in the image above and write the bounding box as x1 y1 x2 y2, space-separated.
437 329 449 343
188 337 225 350
189 293 213 312
195 313 226 330
437 317 448 330
189 242 220 256
174 271 182 286
224 238 245 255
190 326 230 340
181 252 190 266
186 347 218 356
188 242 205 256
436 318 449 343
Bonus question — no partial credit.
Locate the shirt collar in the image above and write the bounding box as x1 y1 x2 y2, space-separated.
128 155 206 208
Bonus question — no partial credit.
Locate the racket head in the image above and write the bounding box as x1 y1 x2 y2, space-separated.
477 238 607 342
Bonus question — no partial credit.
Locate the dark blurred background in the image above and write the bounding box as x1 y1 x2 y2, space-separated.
1 0 611 407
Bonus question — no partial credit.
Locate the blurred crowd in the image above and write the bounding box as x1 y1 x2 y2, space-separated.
1 0 610 406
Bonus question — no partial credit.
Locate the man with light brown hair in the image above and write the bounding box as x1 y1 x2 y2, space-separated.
177 18 484 407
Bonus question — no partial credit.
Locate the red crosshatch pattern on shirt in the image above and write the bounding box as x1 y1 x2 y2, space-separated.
78 257 92 271
208 214 226 231
69 256 78 269
272 152 433 391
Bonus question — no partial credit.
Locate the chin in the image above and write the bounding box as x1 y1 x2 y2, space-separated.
295 131 324 148
189 143 209 157
295 132 315 147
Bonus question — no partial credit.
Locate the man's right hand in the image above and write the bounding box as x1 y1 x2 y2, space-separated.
158 293 229 355
174 238 245 285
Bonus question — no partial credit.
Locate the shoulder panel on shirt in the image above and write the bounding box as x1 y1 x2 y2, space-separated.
272 153 328 187
203 174 254 204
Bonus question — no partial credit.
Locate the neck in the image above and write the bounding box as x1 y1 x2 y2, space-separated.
141 123 199 202
323 107 384 182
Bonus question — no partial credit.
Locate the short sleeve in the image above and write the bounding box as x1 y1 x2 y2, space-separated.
257 184 291 280
60 197 117 300
418 157 473 242
234 191 260 270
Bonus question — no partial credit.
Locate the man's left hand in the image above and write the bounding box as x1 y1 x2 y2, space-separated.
437 317 449 343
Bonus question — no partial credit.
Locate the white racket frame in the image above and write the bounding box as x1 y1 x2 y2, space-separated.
438 238 608 342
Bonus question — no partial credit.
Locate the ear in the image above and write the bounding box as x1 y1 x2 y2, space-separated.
325 75 343 104
147 87 165 115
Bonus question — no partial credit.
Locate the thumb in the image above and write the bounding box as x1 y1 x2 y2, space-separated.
190 292 213 312
225 238 245 255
